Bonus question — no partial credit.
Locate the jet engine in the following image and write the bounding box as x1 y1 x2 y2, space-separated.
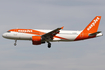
32 36 45 45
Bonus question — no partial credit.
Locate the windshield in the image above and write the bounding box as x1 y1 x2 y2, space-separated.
7 31 10 33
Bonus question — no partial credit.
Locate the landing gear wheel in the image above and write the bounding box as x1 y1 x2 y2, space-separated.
14 40 17 46
14 43 17 46
48 43 51 48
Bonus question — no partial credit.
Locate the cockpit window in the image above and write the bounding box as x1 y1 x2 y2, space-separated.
7 31 10 33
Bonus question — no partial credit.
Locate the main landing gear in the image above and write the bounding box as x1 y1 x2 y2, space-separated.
14 40 17 46
47 41 51 48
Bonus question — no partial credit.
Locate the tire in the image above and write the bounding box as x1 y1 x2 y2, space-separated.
48 43 51 48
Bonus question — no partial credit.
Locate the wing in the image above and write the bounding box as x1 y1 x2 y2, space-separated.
41 26 64 42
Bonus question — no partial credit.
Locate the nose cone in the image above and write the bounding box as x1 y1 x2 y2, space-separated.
2 33 7 38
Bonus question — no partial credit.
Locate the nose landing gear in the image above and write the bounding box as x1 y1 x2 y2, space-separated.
14 40 17 46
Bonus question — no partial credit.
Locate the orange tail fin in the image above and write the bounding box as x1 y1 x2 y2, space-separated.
75 16 101 40
83 16 101 33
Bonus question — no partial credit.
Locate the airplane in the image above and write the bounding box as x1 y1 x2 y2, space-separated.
2 16 103 48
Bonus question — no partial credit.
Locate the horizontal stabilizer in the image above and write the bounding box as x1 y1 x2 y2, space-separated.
89 31 101 36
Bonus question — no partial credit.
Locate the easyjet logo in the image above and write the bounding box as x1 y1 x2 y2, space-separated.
87 17 100 31
18 30 33 32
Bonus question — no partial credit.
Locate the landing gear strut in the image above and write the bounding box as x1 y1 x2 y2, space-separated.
14 40 17 46
47 41 51 48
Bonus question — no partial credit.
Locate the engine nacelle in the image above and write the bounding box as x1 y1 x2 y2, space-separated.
32 36 45 45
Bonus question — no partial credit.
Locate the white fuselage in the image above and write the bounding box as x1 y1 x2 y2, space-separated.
2 29 82 42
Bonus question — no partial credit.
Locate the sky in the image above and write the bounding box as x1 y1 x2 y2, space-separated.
0 0 105 70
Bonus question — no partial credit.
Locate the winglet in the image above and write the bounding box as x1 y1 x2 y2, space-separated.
61 26 64 29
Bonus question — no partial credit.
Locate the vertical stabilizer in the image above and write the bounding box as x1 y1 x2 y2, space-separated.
75 16 101 40
83 16 101 33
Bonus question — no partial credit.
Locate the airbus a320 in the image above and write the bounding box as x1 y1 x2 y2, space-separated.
2 16 103 48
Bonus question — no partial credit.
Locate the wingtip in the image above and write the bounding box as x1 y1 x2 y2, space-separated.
61 26 64 29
